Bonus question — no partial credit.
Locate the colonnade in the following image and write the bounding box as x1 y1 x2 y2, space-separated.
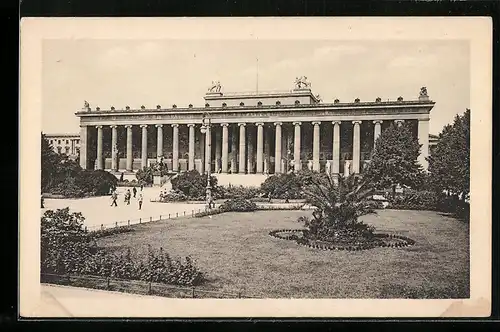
88 118 429 174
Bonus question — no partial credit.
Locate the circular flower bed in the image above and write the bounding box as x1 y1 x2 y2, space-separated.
268 229 415 251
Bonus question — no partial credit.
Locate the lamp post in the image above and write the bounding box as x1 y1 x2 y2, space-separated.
200 112 212 210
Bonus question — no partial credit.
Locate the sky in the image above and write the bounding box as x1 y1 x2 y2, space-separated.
42 39 469 135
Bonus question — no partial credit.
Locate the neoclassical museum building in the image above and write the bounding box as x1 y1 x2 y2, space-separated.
76 78 435 177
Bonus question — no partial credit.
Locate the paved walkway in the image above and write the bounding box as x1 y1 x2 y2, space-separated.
42 186 207 228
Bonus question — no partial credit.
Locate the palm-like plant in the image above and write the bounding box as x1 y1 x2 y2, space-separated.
299 171 376 243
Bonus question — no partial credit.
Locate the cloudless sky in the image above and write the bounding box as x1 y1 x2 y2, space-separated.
42 39 469 135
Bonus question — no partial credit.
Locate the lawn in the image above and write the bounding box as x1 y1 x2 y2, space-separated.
97 209 470 299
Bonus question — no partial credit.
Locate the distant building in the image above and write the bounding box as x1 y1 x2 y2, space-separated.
74 79 435 175
45 133 80 159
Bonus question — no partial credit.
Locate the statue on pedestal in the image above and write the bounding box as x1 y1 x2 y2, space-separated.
294 76 311 89
208 81 222 93
83 100 90 110
325 160 331 175
307 160 313 171
344 160 351 177
419 86 428 98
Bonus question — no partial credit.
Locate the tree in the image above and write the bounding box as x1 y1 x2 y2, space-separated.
428 109 470 200
170 170 218 200
41 133 61 191
363 123 424 197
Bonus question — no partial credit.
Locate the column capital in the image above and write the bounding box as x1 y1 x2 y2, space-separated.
274 122 282 126
187 123 196 128
293 121 302 126
220 123 230 127
140 124 148 128
155 124 163 128
109 125 117 129
125 124 133 129
255 122 264 126
96 125 103 129
352 120 362 125
373 120 383 124
332 121 341 125
312 121 321 126
238 123 246 127
171 124 179 128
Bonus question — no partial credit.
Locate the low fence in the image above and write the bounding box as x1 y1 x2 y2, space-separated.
41 273 254 299
85 207 212 232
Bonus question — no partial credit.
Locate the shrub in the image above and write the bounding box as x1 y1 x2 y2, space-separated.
41 208 205 286
160 189 188 202
388 189 439 210
219 198 257 212
171 170 218 199
90 226 134 238
260 173 305 199
218 185 261 199
136 166 154 185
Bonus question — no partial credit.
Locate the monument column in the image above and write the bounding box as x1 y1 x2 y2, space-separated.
187 124 195 170
79 125 88 169
373 120 383 148
140 125 148 169
110 125 118 171
221 123 229 173
156 124 163 158
231 126 238 173
274 122 282 174
395 119 405 127
125 125 133 171
256 122 264 174
172 124 179 171
96 125 103 170
293 122 302 172
418 118 430 170
352 121 361 174
332 121 341 175
215 126 221 172
312 121 321 172
238 123 246 174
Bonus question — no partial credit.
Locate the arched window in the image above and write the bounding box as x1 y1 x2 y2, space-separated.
294 100 300 105
222 103 227 107
239 102 245 106
276 101 281 105
257 101 262 107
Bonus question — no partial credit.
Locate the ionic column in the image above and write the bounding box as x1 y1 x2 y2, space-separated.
140 125 148 169
312 121 321 172
96 125 103 170
204 125 211 173
187 124 195 170
293 122 302 172
215 126 221 172
172 124 179 171
352 121 361 174
332 121 341 175
418 119 430 170
256 123 264 174
231 126 238 173
274 122 282 174
247 127 254 173
156 124 163 158
238 123 246 174
79 125 88 169
373 120 383 148
264 127 270 174
221 123 229 173
395 119 405 127
110 125 118 171
126 125 133 171
200 132 205 174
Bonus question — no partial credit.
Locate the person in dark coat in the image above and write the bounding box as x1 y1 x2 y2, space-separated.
132 187 137 198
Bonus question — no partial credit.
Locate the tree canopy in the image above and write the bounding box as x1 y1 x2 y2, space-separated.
428 109 470 199
363 123 424 194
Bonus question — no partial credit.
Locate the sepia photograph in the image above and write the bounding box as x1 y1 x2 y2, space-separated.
20 17 492 317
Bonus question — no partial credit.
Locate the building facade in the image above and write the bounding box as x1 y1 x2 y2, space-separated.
45 134 80 159
75 80 435 176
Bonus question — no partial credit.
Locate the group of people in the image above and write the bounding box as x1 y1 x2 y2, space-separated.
110 186 144 210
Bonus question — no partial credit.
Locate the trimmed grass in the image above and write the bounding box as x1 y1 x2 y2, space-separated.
97 209 469 299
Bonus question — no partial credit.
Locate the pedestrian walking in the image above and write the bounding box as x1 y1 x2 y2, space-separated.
132 187 137 198
140 183 144 191
138 194 143 210
111 191 118 207
126 189 131 205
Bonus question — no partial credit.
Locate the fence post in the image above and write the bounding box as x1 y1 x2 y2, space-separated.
192 287 195 298
150 216 152 222
160 215 162 220
106 277 110 289
183 211 185 216
115 221 118 228
176 212 178 218
127 220 130 226
139 218 142 224
168 213 170 219
192 210 194 217
101 224 104 230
